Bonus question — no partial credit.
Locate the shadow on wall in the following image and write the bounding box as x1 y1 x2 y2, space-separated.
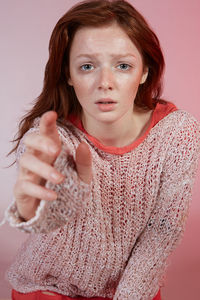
0 223 27 298
0 261 12 298
161 212 200 300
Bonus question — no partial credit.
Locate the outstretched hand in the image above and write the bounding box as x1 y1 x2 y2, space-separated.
39 111 92 184
14 111 92 221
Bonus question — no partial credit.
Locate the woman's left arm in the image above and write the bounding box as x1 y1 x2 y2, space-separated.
114 114 200 300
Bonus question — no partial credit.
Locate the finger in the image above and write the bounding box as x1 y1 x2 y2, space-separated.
24 133 60 157
14 180 57 201
75 142 92 184
39 111 61 146
19 152 64 184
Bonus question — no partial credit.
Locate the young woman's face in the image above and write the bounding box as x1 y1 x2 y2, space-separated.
68 22 148 125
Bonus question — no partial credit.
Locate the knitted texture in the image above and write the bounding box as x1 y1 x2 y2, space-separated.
5 110 200 300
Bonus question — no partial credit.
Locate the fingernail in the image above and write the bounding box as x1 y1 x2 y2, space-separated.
50 172 63 182
47 191 57 200
48 146 58 154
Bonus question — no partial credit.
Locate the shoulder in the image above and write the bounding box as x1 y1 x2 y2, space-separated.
147 109 200 160
168 109 199 136
163 110 200 160
157 108 200 135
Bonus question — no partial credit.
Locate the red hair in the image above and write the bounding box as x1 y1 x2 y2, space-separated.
9 0 167 156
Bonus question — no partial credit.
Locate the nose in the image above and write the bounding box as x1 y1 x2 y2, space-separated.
98 67 114 90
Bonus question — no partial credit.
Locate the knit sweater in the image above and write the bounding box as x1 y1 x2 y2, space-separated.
4 103 200 300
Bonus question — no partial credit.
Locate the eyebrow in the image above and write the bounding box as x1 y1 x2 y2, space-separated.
75 53 136 59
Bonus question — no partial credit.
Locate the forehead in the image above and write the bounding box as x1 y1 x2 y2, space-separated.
70 22 141 58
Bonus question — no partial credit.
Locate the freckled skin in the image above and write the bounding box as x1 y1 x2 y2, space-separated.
68 22 149 147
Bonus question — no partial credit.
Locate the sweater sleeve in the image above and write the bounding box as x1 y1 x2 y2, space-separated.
113 114 200 300
4 122 91 234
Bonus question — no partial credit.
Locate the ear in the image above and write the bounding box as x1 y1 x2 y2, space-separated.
140 67 149 84
68 77 73 86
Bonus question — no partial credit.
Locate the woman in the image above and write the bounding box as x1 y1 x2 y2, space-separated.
4 0 200 299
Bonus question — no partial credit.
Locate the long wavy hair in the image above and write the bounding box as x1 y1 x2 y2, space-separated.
9 0 166 157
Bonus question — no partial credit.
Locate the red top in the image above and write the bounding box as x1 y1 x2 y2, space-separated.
68 101 178 155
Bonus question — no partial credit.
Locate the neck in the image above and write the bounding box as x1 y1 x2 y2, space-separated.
82 108 152 148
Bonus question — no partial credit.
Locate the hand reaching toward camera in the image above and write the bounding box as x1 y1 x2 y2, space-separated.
14 111 92 221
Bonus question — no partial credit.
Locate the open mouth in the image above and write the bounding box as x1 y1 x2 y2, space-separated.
95 100 116 112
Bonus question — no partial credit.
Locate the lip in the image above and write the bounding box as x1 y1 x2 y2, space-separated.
95 98 116 104
95 98 117 112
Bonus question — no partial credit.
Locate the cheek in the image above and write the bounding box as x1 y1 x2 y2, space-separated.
73 75 95 98
119 76 142 105
117 69 143 86
72 80 91 102
121 76 141 95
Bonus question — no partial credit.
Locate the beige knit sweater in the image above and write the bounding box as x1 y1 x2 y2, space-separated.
4 109 200 300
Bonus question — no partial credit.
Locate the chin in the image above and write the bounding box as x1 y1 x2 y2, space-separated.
97 116 120 124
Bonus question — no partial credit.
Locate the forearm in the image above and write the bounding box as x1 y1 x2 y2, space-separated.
5 142 91 234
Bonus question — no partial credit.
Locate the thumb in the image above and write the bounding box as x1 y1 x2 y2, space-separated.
75 142 92 184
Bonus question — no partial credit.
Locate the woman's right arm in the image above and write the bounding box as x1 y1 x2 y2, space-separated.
5 111 92 233
14 111 64 221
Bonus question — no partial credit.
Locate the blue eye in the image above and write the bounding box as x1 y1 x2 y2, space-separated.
80 63 131 71
80 64 94 71
118 63 131 70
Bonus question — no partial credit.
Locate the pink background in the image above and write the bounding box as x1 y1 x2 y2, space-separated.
0 0 199 299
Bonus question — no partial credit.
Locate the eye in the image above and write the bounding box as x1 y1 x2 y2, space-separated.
117 63 132 70
80 64 94 71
